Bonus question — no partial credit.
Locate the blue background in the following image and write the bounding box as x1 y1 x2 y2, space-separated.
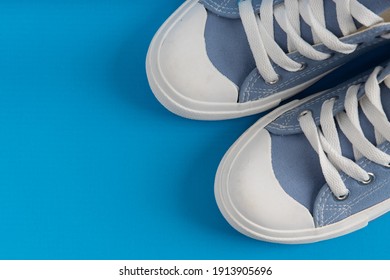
0 0 389 259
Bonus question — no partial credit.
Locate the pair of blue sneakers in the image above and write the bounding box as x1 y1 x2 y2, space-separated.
146 0 390 244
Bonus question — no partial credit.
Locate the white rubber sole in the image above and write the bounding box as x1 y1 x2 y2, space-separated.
146 0 331 120
215 95 390 244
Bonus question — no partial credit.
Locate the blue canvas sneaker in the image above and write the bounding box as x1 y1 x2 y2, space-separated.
146 0 390 120
215 62 390 243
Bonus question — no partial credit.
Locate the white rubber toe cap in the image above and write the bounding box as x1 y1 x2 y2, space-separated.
217 128 315 240
157 2 238 103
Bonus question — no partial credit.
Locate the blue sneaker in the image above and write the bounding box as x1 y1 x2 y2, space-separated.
146 0 390 120
215 62 390 243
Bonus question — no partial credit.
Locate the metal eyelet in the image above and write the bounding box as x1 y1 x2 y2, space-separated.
334 191 349 201
296 63 307 72
298 109 312 118
359 172 375 185
384 163 390 169
265 75 280 85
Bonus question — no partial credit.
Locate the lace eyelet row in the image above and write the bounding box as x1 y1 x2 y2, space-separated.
334 173 375 201
265 62 307 85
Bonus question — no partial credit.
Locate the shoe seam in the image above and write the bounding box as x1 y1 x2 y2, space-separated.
266 77 368 132
241 26 389 102
316 143 390 227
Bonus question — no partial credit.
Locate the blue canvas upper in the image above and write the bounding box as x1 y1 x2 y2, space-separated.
264 63 390 227
314 140 390 227
200 0 390 102
239 30 389 102
201 0 390 19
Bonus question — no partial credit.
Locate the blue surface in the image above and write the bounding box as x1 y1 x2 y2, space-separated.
0 0 389 260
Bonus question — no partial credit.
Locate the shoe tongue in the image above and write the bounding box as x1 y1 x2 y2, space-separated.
202 0 390 51
338 81 390 160
202 0 390 19
382 84 390 123
274 0 390 51
359 0 390 16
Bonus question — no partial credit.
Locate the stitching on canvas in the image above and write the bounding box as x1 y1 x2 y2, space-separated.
266 76 369 131
241 26 389 102
317 144 390 226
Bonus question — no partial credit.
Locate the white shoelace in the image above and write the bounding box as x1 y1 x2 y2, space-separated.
298 67 390 200
238 0 384 84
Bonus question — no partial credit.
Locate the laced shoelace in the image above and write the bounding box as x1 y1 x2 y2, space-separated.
238 0 384 84
298 67 390 200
